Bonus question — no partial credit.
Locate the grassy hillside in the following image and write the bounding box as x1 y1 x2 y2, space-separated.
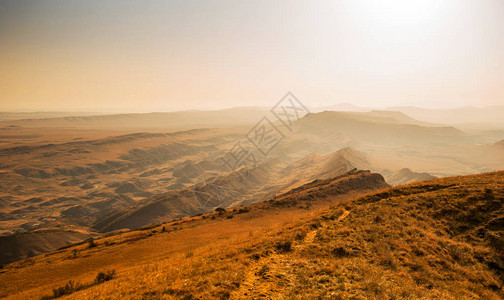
1 170 503 299
0 170 387 298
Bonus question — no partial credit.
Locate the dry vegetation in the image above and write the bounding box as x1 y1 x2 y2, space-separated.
0 170 384 298
0 170 503 299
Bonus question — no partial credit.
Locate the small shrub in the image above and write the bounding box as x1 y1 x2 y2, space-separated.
275 241 292 253
295 231 307 241
257 265 269 278
94 270 116 284
215 207 226 213
87 238 97 248
483 188 494 200
309 220 321 229
41 280 83 299
332 246 352 258
250 253 261 260
237 207 250 214
214 290 230 299
226 214 233 219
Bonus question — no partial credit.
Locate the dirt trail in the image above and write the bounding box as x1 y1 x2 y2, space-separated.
233 255 296 299
233 209 351 299
337 208 350 222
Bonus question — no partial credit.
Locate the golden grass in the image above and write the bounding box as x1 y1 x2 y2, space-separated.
1 171 503 299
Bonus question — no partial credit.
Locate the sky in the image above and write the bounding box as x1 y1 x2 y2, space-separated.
1 0 504 112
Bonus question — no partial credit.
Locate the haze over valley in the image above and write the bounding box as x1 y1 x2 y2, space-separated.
1 106 503 265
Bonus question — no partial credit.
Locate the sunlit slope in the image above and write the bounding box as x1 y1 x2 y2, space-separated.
1 170 503 299
0 170 388 298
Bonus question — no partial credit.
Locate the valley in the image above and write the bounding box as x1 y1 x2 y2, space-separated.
0 108 503 267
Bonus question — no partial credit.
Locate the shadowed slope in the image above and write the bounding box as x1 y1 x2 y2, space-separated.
0 230 91 265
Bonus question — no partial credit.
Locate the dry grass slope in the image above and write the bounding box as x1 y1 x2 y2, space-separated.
0 170 503 299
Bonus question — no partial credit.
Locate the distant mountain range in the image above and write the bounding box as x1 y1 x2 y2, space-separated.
0 111 103 122
2 104 503 129
0 108 270 129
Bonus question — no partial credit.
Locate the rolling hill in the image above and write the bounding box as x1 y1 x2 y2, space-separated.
91 148 432 233
389 105 504 125
0 112 103 122
381 168 436 186
0 170 502 299
295 111 467 145
0 108 269 129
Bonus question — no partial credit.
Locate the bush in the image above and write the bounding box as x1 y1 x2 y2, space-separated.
275 241 292 253
40 271 116 299
215 207 226 213
483 188 495 200
295 231 307 241
95 270 116 284
40 280 83 299
257 265 270 278
87 238 97 248
237 207 250 214
332 246 352 258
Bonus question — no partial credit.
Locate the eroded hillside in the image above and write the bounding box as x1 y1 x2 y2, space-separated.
1 109 502 265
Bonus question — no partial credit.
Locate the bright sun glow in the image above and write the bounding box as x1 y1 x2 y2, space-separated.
356 0 452 28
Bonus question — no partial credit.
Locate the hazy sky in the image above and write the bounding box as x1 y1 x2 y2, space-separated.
1 0 504 112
